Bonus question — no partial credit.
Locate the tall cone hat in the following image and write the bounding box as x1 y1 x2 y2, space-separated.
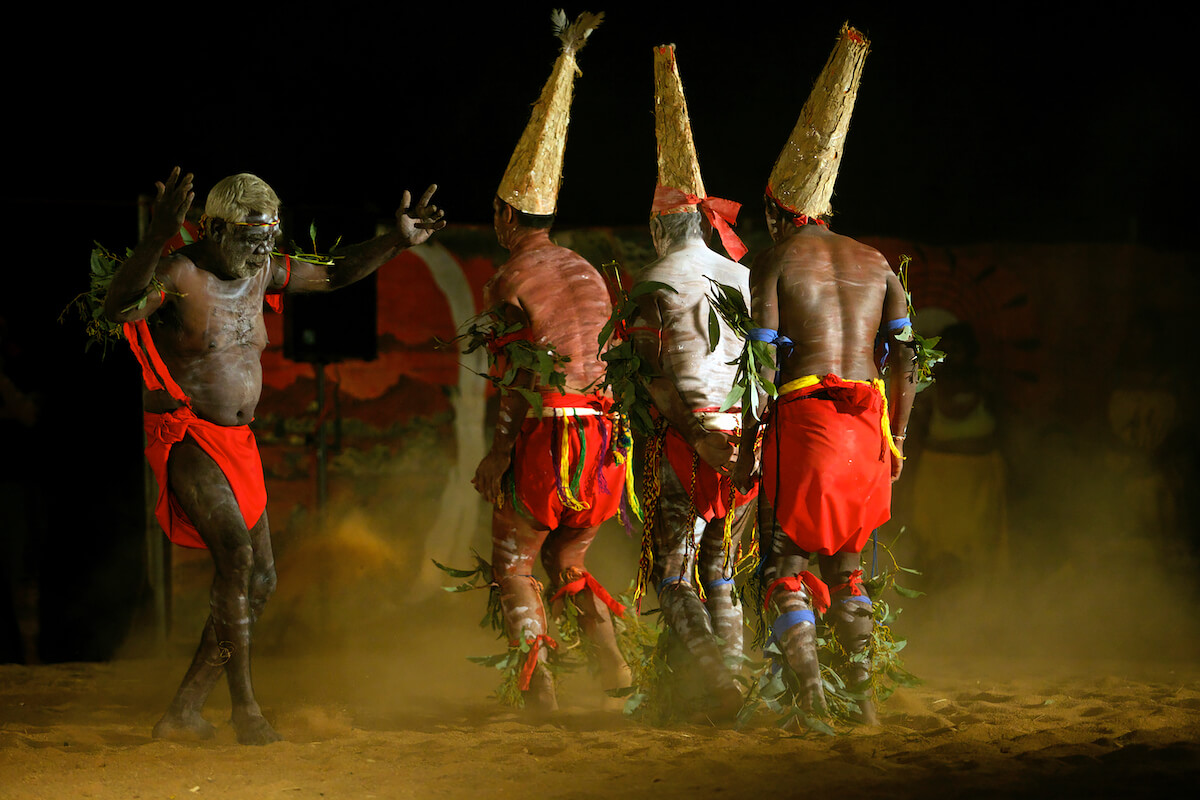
497 10 603 216
652 44 705 207
650 44 747 261
766 23 870 219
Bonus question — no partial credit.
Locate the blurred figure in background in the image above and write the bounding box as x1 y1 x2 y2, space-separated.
906 321 1008 584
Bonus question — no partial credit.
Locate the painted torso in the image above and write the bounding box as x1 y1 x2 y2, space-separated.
144 251 275 426
639 241 747 411
485 236 612 395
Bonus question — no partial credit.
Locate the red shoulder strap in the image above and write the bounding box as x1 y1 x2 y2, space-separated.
265 254 289 314
122 319 190 405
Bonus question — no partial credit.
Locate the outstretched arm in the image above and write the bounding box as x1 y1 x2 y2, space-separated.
632 294 733 472
883 267 917 482
104 167 193 322
281 184 447 293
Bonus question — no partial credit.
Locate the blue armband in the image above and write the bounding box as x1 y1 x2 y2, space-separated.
771 609 816 639
877 318 913 370
703 577 735 590
748 328 794 349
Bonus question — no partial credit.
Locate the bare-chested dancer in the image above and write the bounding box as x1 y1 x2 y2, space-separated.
104 168 444 743
734 202 914 723
471 197 632 711
633 208 757 717
468 10 626 712
733 24 914 724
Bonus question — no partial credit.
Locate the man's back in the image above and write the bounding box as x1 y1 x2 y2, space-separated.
756 226 900 385
641 241 747 410
487 238 612 394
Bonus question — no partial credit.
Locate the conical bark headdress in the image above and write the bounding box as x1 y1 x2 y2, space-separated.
497 10 603 216
649 44 747 262
766 23 869 219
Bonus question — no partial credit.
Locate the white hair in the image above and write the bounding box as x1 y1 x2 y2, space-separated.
204 173 280 223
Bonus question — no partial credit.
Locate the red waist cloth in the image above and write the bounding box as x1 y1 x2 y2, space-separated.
662 426 757 522
509 393 624 530
761 375 891 555
143 408 268 549
123 319 267 550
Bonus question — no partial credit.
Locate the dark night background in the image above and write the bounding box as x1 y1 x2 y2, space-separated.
1 4 1195 662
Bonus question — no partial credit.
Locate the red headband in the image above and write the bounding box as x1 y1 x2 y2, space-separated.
652 185 748 263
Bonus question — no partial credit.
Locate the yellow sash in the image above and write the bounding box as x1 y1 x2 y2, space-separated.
776 375 902 460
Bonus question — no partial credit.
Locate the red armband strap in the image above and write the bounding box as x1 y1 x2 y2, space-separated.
264 254 290 314
763 571 831 615
625 325 663 339
488 328 534 354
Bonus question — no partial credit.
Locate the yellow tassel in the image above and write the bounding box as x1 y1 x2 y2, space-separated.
557 415 588 511
624 456 642 521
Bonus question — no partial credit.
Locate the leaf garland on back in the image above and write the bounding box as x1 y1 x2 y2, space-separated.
440 305 570 417
594 261 676 437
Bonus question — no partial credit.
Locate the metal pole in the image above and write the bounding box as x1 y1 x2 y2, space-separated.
315 362 328 508
137 193 168 650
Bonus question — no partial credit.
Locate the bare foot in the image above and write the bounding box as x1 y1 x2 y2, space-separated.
852 696 880 726
711 685 745 722
524 665 558 714
231 712 282 745
600 662 633 692
152 711 216 741
691 685 744 725
842 664 879 725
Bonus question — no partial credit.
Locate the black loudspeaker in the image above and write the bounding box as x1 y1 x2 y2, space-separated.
283 274 378 364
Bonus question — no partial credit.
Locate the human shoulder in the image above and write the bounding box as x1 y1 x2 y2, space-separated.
160 243 211 282
844 235 891 271
749 240 783 277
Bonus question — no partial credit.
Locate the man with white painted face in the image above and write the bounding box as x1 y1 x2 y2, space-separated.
104 168 444 744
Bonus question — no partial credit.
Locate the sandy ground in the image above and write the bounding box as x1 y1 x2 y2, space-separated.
5 505 1200 800
3 580 1200 800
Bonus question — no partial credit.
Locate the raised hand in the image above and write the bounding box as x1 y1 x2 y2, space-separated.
396 184 447 247
148 167 194 242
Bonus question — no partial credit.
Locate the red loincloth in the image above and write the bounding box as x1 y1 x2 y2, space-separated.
124 319 267 549
508 393 625 530
143 408 268 549
761 374 891 555
662 424 757 523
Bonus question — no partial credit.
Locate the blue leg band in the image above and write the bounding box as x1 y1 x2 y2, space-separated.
772 609 815 639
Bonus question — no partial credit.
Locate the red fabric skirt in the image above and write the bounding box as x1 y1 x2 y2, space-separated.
143 408 268 549
509 393 624 530
761 375 891 555
662 426 757 522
